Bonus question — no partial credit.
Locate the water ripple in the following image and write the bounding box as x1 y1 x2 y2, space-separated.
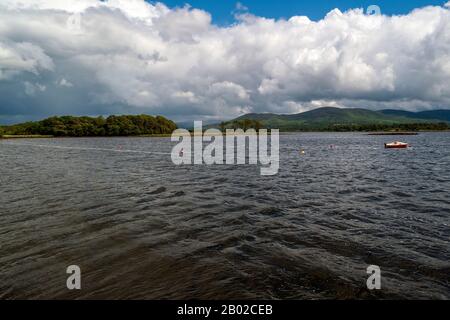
1 133 449 299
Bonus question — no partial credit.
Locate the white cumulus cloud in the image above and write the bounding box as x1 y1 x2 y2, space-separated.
0 0 449 123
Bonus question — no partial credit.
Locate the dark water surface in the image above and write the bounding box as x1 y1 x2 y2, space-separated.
1 133 449 299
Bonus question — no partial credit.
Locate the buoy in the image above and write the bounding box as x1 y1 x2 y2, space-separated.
300 150 305 155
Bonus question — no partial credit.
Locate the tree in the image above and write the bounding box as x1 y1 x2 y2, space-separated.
1 114 178 137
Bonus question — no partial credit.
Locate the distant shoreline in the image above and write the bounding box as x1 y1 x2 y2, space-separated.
367 132 419 136
3 131 450 139
0 135 54 139
0 134 172 139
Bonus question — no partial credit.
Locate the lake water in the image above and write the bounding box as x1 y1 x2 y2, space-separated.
1 133 449 299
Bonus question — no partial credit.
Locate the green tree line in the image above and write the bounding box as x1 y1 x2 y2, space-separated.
0 115 177 137
319 122 450 132
215 119 449 132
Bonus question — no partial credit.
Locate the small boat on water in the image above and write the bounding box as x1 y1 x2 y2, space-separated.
385 141 409 149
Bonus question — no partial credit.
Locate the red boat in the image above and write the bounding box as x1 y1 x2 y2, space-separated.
385 141 409 149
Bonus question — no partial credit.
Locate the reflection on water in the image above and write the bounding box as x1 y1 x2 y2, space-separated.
0 133 449 299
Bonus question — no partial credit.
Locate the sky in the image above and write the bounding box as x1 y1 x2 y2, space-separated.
0 0 450 124
161 0 448 24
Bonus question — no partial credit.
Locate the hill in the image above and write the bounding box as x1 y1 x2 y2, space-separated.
215 107 450 132
380 109 450 122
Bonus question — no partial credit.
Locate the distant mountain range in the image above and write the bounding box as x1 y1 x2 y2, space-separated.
216 107 450 131
379 109 450 122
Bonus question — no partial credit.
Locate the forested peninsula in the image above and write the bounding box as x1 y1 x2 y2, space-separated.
0 115 177 137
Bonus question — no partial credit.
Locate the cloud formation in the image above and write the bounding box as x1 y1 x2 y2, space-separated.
0 0 449 123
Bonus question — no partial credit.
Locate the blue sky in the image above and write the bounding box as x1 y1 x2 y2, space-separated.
157 0 447 24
